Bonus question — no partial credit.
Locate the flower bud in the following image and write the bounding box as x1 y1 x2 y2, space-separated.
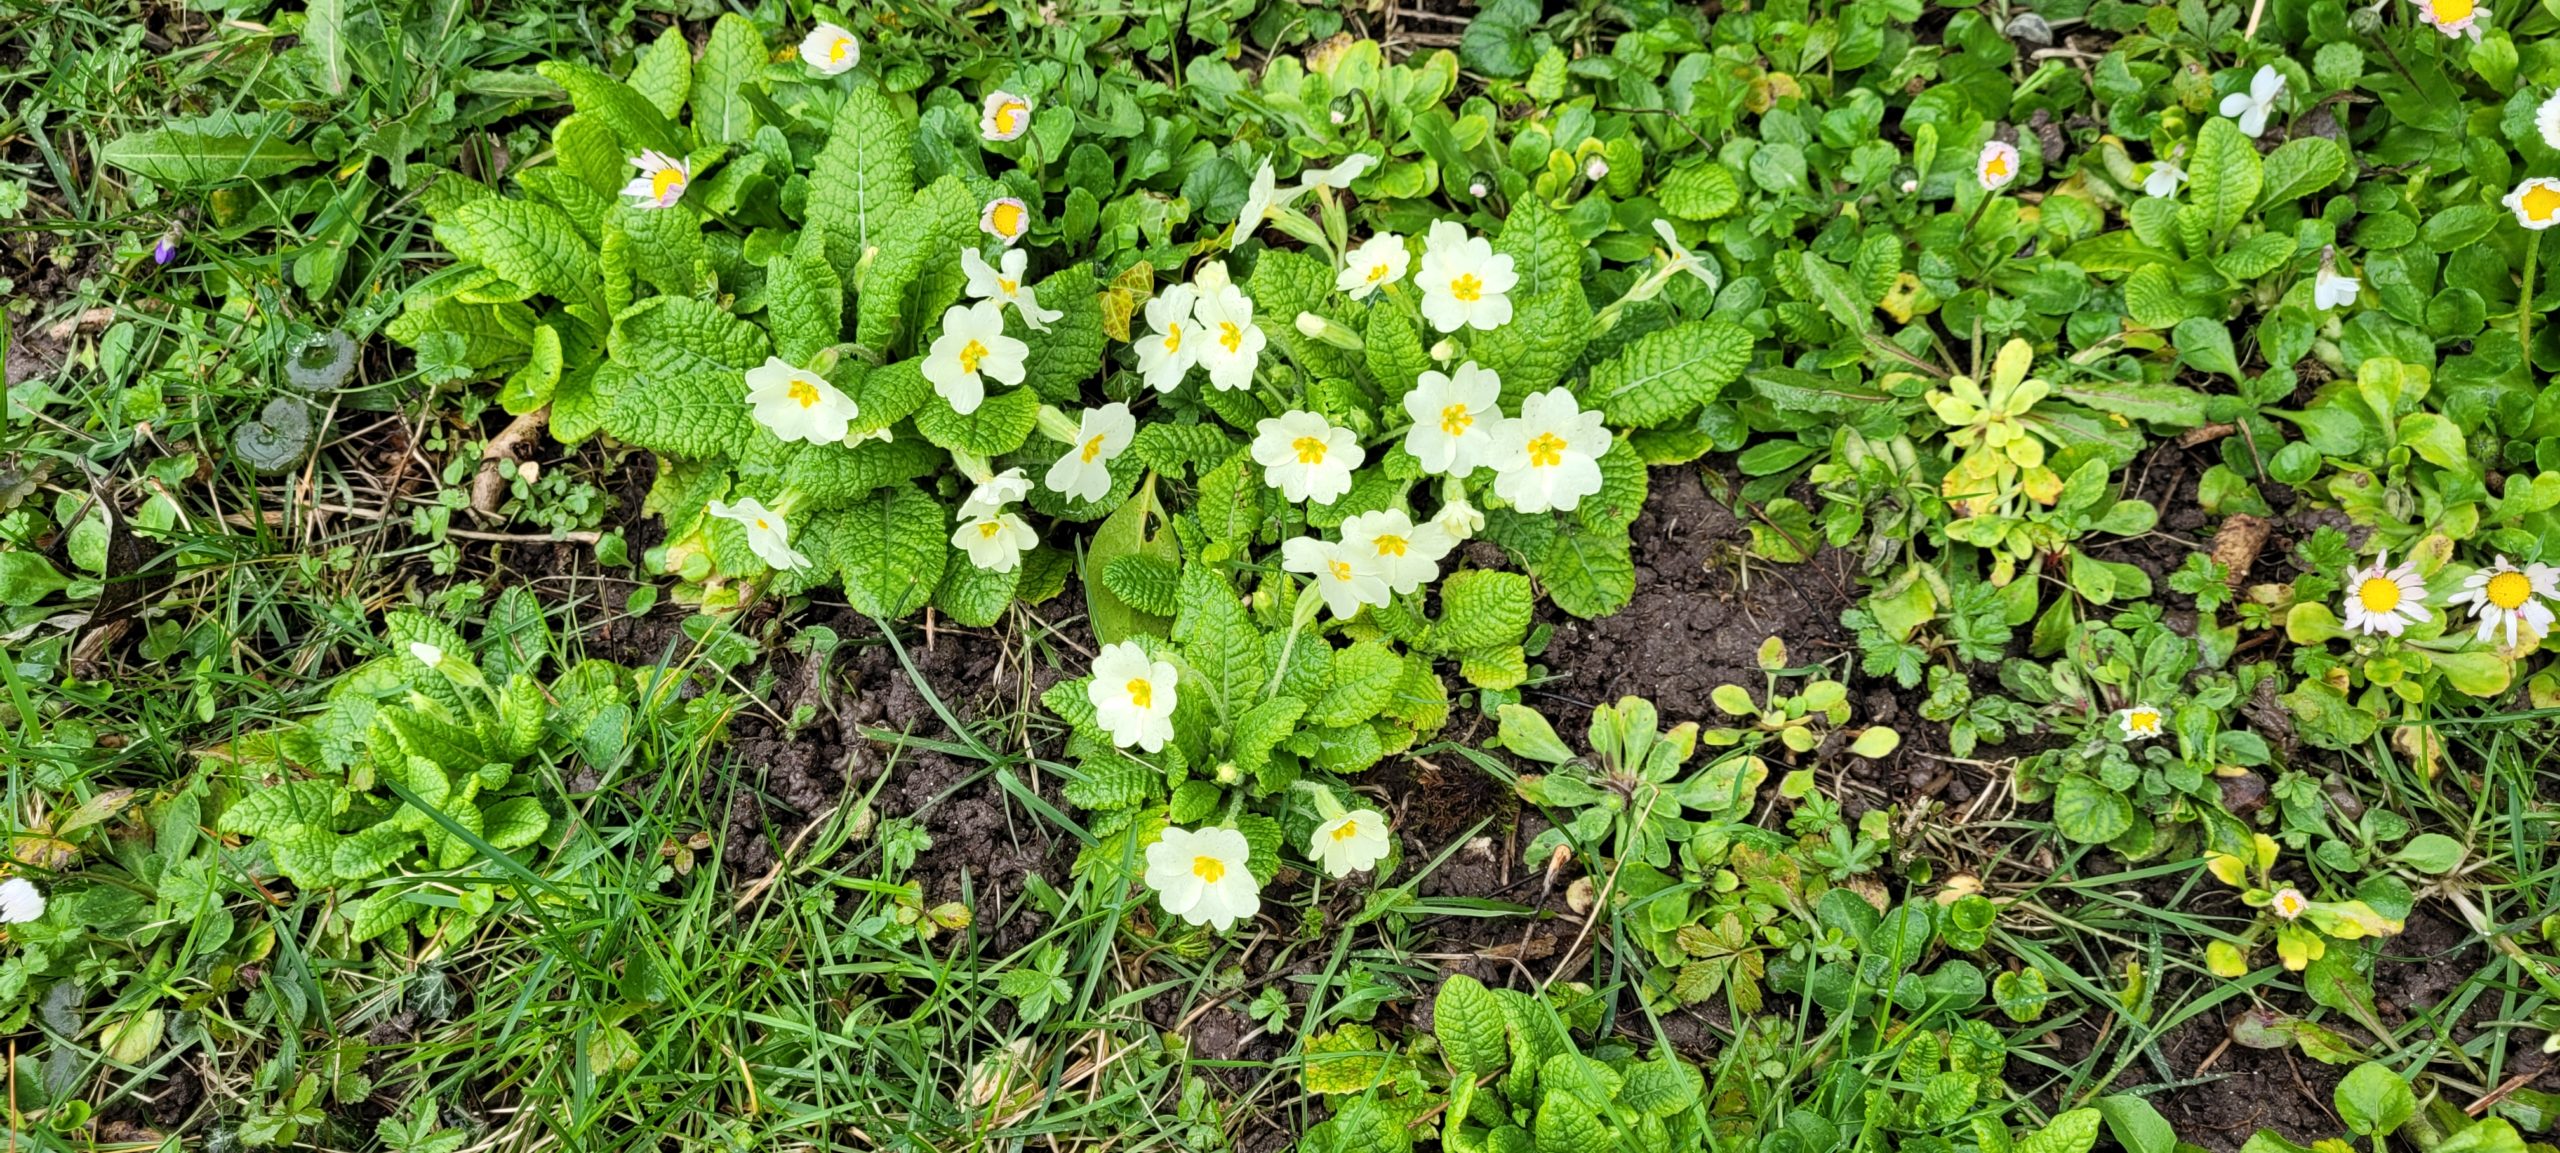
1468 180 1489 197
1428 338 1457 362
1585 156 1610 181
1329 108 1347 125
152 235 178 265
1216 761 1241 785
1293 310 1365 351
1900 178 1919 193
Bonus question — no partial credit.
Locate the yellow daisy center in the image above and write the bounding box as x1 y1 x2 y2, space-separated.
1192 855 1225 882
1329 819 1362 842
1080 434 1107 463
1292 435 1328 464
1526 432 1566 468
1126 678 1153 709
959 339 988 374
2128 709 2159 731
788 378 822 408
1450 273 1483 302
1375 534 1407 557
2273 891 2306 918
2486 569 2533 610
2356 576 2402 614
828 37 851 61
2433 0 2475 22
995 102 1025 135
2523 183 2560 223
1329 560 1354 582
991 202 1023 236
1984 154 2009 178
1219 321 1244 354
1439 403 1473 437
650 166 683 201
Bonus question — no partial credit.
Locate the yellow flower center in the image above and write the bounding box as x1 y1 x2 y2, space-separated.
1375 534 1407 557
1450 273 1483 302
1984 154 2009 178
2523 183 2560 223
978 520 1003 539
1526 432 1566 468
650 166 683 201
754 518 770 531
2356 576 2402 614
2433 0 2475 22
1126 678 1153 709
2273 891 2306 918
1293 435 1327 464
788 378 822 408
2486 569 2533 610
1080 434 1107 463
1440 403 1473 437
1192 855 1224 882
959 339 988 374
829 37 851 61
991 202 1023 236
998 278 1019 296
1366 262 1391 283
1219 321 1244 354
2128 709 2159 731
994 102 1025 135
1329 819 1362 843
1329 560 1354 582
1162 322 1183 354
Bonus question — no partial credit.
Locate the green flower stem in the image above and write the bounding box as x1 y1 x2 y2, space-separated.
1034 404 1082 444
1262 579 1326 699
2522 233 2539 377
1291 780 1349 821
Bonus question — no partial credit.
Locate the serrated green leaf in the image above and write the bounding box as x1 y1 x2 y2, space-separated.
765 249 844 364
1657 162 1742 220
435 198 606 320
1588 320 1753 428
2187 117 2263 236
1230 696 1306 776
1172 562 1267 723
481 796 550 850
1101 554 1182 619
774 434 941 508
2260 136 2346 211
216 779 346 838
627 25 691 119
1434 974 1510 1077
916 386 1039 455
810 82 919 279
1538 524 1635 619
935 552 1025 627
1249 248 1359 380
1019 264 1107 402
835 486 949 619
537 60 679 156
603 369 753 459
1308 641 1403 727
691 15 765 145
858 176 978 353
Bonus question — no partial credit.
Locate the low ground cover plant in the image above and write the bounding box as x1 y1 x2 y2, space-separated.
6 0 2560 1148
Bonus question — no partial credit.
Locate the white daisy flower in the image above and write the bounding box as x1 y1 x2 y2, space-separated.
980 197 1031 246
2506 177 2560 231
962 248 1063 332
1088 640 1178 752
1282 535 1389 620
1486 387 1609 514
1339 509 1454 596
2270 887 2309 919
744 357 861 445
1401 361 1503 477
1416 220 1518 333
798 23 861 74
406 641 444 667
707 497 811 572
1251 410 1363 505
1191 282 1266 393
1433 495 1484 542
2448 555 2560 647
953 510 1038 573
1309 809 1392 878
1136 284 1200 393
2117 705 2165 740
1144 826 1259 931
2341 551 2431 637
2143 160 2186 198
922 300 1028 416
2539 90 2560 151
0 877 42 924
981 91 1034 142
621 149 690 209
1337 234 1410 300
2413 0 2488 39
1045 402 1136 503
959 468 1033 520
2219 65 2286 138
1976 140 2019 191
